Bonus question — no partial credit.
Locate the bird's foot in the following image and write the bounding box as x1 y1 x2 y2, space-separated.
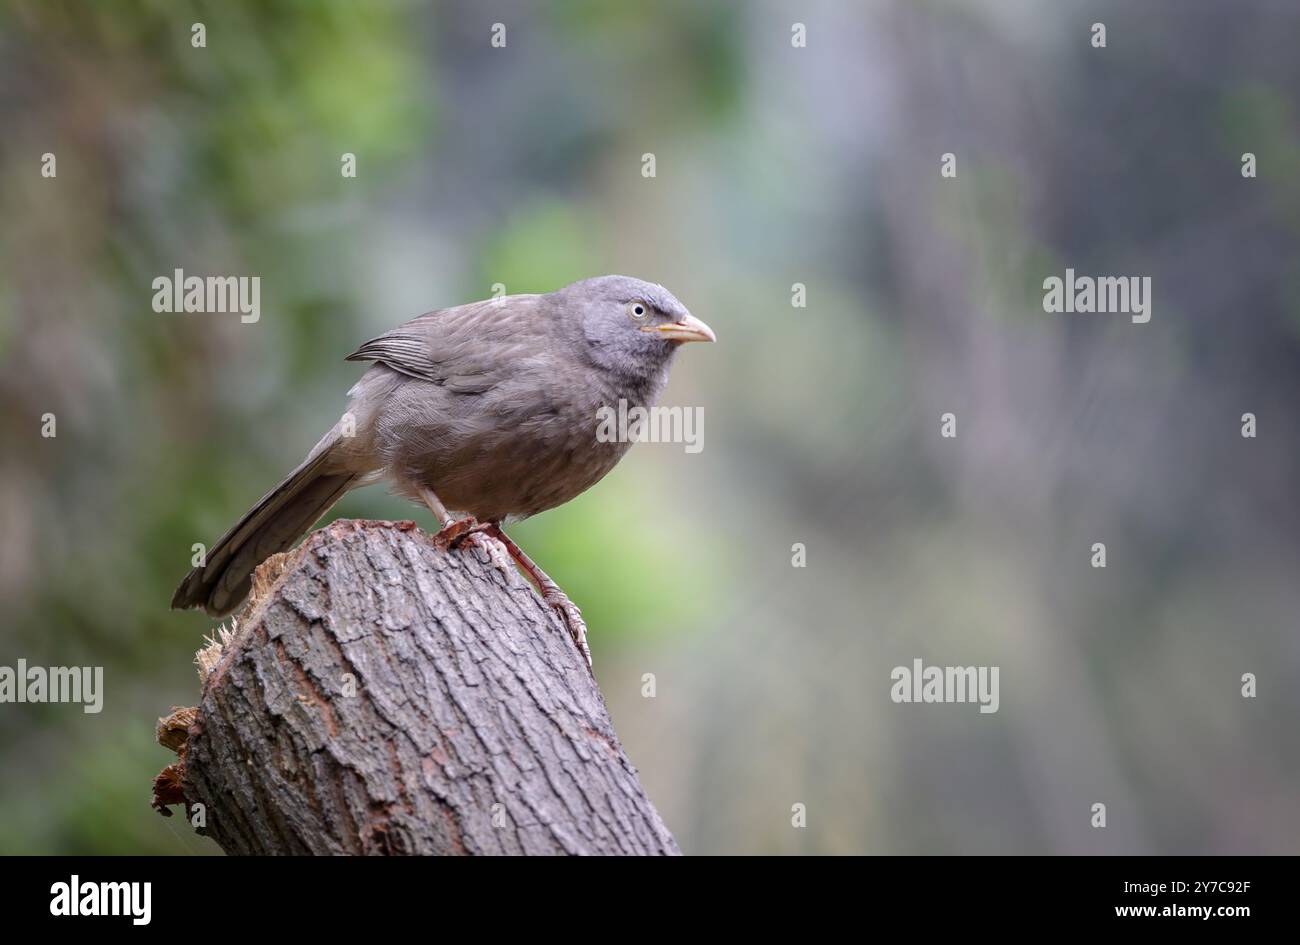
478 523 594 670
432 517 515 578
542 587 592 668
432 516 487 550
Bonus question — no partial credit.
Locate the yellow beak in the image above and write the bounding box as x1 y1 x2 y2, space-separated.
640 313 717 344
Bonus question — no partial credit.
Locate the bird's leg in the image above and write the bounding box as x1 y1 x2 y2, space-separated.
416 488 591 666
483 523 592 668
419 486 483 549
417 486 451 526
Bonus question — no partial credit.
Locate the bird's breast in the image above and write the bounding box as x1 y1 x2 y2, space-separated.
383 371 656 522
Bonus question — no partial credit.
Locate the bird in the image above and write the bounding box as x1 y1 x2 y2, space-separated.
171 274 716 665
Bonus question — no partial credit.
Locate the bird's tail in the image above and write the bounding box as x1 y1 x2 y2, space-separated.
171 429 356 617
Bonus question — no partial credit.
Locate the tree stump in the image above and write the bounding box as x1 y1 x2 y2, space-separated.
153 518 680 856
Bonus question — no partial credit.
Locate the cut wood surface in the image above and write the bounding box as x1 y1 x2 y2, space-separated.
154 518 680 856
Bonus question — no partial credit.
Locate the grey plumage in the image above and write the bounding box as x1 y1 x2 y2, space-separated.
172 275 715 619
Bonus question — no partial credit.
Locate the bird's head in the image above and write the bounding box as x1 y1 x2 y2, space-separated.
555 275 715 379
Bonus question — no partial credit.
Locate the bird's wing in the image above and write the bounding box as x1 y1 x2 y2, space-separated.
345 296 544 394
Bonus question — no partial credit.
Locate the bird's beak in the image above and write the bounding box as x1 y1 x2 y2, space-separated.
641 313 717 344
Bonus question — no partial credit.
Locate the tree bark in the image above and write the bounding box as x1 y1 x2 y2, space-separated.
154 518 680 856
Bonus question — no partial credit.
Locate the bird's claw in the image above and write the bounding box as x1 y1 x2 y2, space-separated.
432 516 485 551
543 589 592 667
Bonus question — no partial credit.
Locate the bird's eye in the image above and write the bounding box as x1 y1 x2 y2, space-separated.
627 301 650 322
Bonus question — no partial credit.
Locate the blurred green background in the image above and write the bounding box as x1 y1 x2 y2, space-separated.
1 0 1299 854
